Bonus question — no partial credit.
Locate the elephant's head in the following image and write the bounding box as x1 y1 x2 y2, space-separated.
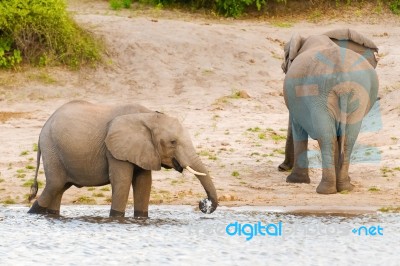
104 112 218 214
282 29 379 73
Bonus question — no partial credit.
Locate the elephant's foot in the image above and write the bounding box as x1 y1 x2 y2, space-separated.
134 210 149 218
47 209 60 215
28 200 48 214
286 172 310 183
278 161 293 172
110 209 125 217
316 181 337 194
337 180 354 192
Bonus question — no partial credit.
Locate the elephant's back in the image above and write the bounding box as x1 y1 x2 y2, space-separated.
41 101 114 182
287 46 376 80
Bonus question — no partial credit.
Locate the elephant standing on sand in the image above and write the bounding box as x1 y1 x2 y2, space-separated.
278 29 379 194
28 100 218 217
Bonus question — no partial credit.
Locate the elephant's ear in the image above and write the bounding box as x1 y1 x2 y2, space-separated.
324 29 379 68
105 114 161 171
282 33 303 73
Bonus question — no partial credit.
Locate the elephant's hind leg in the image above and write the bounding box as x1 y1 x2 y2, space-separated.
46 183 73 215
279 115 294 172
286 121 310 184
316 137 338 194
336 132 358 192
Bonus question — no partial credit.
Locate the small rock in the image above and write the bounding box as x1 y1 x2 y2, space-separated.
239 90 251 99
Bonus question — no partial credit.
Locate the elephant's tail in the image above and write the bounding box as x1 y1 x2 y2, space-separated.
338 94 348 166
28 142 41 202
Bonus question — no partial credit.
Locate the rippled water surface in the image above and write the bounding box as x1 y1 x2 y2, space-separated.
0 205 399 265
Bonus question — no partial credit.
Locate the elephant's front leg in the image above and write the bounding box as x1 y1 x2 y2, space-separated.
286 120 310 183
279 114 294 172
107 152 134 217
132 167 152 218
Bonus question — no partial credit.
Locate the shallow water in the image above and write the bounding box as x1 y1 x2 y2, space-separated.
0 205 399 265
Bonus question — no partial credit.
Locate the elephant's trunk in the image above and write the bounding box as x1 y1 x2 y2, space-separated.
179 152 218 214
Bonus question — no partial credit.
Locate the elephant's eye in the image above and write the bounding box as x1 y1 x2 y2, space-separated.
170 140 177 146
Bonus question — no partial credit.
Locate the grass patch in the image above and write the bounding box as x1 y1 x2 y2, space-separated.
22 179 43 188
247 127 261 132
378 206 400 213
100 186 110 191
2 197 16 204
199 150 217 160
33 143 38 152
273 148 285 155
73 196 96 204
271 21 293 28
20 150 29 156
368 186 380 192
170 178 185 185
231 171 240 177
25 165 35 170
92 192 105 197
16 173 26 179
0 178 4 183
87 187 96 191
271 133 286 142
110 0 133 10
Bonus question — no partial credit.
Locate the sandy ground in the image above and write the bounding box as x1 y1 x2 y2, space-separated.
0 1 399 211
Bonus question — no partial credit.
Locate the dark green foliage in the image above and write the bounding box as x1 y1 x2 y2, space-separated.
0 0 102 69
131 0 400 17
110 0 133 10
389 0 400 14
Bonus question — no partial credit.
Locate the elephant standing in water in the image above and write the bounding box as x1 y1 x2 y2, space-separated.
278 29 379 194
28 100 218 217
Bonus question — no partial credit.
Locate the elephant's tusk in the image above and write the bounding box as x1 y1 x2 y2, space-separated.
186 166 206 176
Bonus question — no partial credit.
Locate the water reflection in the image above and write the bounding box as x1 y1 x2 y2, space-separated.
0 205 398 265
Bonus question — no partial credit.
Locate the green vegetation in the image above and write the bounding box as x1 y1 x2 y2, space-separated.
33 143 38 152
20 150 29 156
130 0 400 18
2 197 16 204
378 206 400 213
368 186 380 192
258 133 266 140
92 192 105 197
100 186 111 191
247 127 261 132
25 165 35 170
110 0 133 10
231 171 240 177
198 150 218 160
74 196 96 204
247 127 286 142
87 187 96 191
22 178 43 188
0 178 4 183
389 0 400 14
0 0 102 69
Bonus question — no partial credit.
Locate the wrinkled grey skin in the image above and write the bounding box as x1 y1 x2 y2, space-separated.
28 100 218 217
278 29 379 194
